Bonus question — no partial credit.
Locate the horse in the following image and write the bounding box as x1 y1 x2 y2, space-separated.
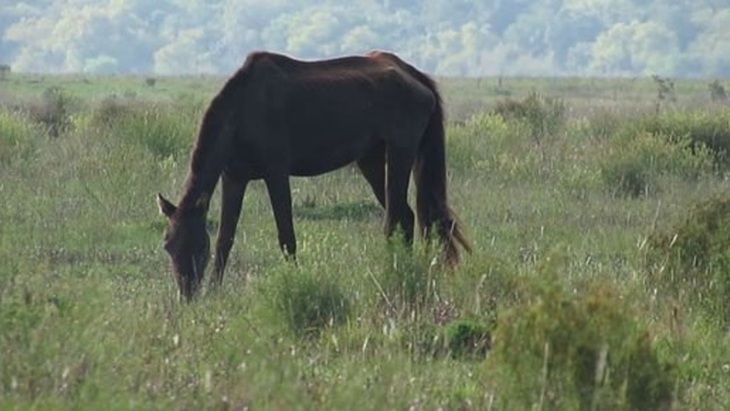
156 50 471 301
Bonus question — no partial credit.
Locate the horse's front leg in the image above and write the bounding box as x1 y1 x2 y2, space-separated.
264 174 296 259
211 174 248 289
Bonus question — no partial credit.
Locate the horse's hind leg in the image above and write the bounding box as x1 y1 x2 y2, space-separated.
264 174 297 258
385 145 416 245
212 173 248 288
357 142 386 208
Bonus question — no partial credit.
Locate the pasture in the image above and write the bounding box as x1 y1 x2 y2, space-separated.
1 71 730 410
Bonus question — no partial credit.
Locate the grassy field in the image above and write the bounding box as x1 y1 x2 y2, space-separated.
2 71 730 410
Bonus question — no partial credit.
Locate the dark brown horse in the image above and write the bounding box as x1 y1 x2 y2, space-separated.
157 51 471 301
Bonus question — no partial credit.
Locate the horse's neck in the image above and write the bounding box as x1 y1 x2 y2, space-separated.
179 119 233 212
178 174 214 213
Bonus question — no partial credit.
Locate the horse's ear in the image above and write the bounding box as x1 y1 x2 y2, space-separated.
157 193 177 218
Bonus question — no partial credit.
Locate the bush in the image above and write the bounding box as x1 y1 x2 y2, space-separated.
0 64 10 81
493 91 566 141
599 130 714 197
260 265 351 339
89 97 198 159
489 275 674 410
646 196 730 325
627 110 730 170
600 154 651 198
26 87 79 138
407 318 492 361
447 112 548 182
0 109 41 164
709 80 727 101
441 319 491 359
375 242 445 320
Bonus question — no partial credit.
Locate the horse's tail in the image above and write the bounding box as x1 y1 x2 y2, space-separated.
410 72 472 265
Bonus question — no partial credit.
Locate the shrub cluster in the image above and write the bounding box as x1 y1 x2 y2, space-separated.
88 96 199 159
599 129 713 197
259 265 351 339
492 91 566 141
647 196 730 325
489 275 674 410
25 86 79 138
0 109 41 164
629 110 730 169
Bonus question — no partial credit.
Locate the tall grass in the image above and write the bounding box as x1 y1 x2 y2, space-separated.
2 77 730 409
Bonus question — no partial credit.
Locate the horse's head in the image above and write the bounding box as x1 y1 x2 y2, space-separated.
156 193 210 302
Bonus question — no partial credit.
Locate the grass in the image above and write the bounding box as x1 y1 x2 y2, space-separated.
2 72 730 409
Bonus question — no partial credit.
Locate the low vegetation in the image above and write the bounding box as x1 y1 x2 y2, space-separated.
1 75 730 409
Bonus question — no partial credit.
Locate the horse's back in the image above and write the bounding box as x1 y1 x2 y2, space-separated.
219 51 438 177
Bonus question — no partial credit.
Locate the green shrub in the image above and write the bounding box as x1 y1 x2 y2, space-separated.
88 95 139 128
599 130 713 197
27 86 79 138
708 80 726 101
447 112 543 181
405 318 491 361
600 155 651 198
260 265 352 339
626 110 730 169
493 91 566 141
647 196 730 325
375 242 445 320
489 276 674 410
0 109 40 164
441 319 491 359
89 98 199 159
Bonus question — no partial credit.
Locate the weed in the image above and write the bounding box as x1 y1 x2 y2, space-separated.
647 196 730 325
89 99 199 159
599 130 714 197
259 265 352 339
374 241 445 321
652 75 677 113
27 86 78 138
0 109 41 164
489 271 674 410
493 91 566 142
635 110 730 169
709 80 726 101
0 64 10 81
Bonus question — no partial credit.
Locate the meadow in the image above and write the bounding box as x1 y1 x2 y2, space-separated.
1 71 730 410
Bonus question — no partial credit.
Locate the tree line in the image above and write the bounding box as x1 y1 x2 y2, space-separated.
1 0 728 77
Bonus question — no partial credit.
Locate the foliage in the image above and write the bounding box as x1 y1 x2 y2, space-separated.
599 130 713 197
0 108 40 164
375 242 444 320
447 111 543 181
489 272 674 410
88 96 201 159
2 1 730 77
0 63 9 80
492 91 566 142
647 196 730 325
652 75 677 105
23 87 79 138
3 76 730 410
438 319 491 360
626 110 730 169
708 80 726 101
259 265 352 339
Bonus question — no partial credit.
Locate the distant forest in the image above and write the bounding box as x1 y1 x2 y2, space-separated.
1 0 729 77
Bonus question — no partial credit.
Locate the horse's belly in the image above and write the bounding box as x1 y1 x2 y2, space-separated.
289 132 376 176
